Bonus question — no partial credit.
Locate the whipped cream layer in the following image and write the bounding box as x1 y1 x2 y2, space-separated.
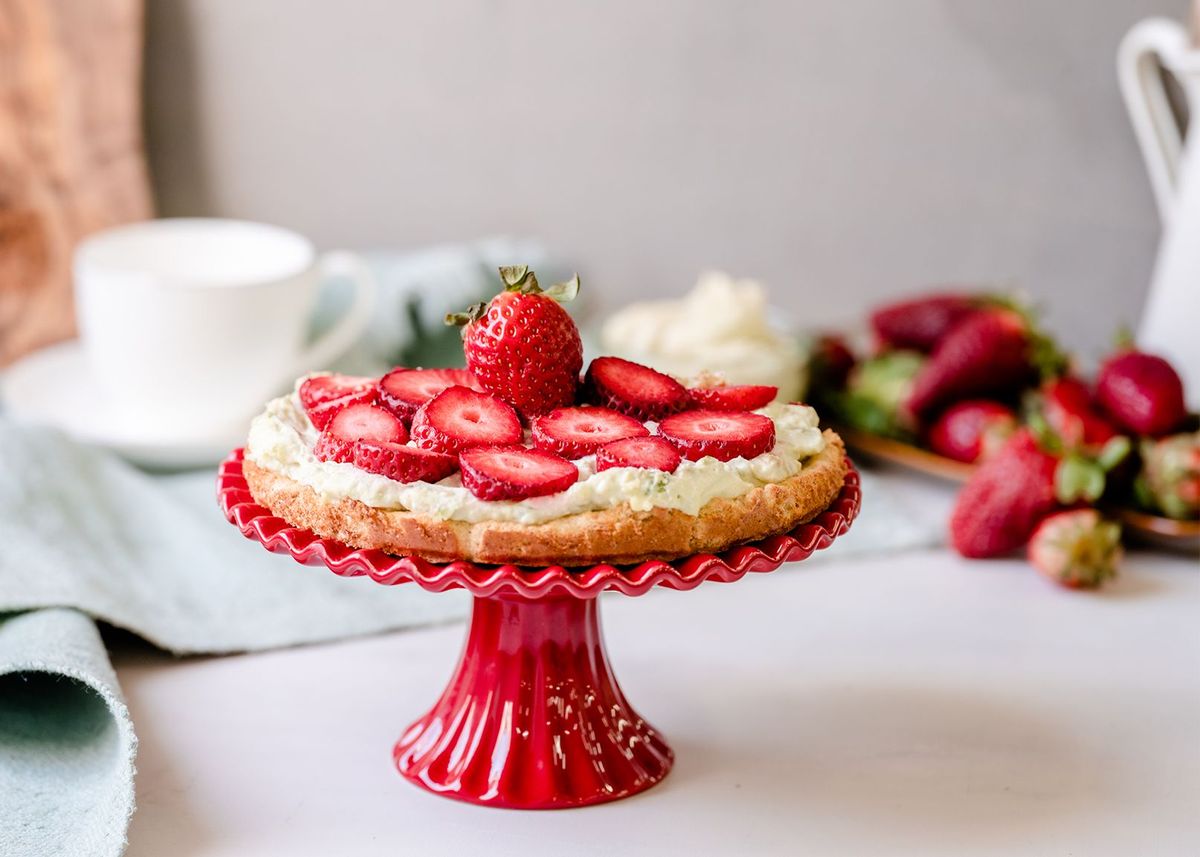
246 393 826 526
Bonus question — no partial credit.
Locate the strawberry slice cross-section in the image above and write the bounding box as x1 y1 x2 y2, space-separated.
313 403 408 464
459 446 580 501
299 373 379 430
531 407 649 459
657 410 775 462
378 367 482 422
410 386 523 455
687 383 778 412
352 441 458 484
596 436 682 473
584 356 689 421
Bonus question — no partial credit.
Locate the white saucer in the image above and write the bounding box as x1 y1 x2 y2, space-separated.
0 340 244 469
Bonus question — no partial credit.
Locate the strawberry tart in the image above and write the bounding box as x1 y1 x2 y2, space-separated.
243 267 847 566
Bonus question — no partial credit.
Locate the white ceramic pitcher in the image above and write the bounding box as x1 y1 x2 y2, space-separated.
1119 17 1200 408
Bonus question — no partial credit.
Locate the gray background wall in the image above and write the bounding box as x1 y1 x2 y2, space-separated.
144 0 1189 360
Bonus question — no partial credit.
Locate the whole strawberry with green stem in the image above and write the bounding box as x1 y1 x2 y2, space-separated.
906 304 1065 420
1028 509 1122 590
1135 431 1200 520
447 266 583 418
949 426 1129 558
1095 340 1187 438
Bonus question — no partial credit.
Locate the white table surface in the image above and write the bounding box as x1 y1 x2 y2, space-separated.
112 473 1200 857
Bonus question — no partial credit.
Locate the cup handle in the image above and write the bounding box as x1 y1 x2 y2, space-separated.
294 250 378 375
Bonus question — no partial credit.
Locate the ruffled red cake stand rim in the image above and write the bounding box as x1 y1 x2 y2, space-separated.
218 449 861 600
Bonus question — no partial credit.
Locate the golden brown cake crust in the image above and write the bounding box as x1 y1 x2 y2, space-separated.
243 431 846 566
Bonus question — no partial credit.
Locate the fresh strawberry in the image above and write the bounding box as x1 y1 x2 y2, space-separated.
459 446 579 501
313 403 407 464
299 374 379 430
1038 377 1119 448
1028 509 1122 590
583 356 689 421
1135 431 1200 519
1095 347 1186 437
596 436 682 473
949 429 1060 558
949 427 1128 558
687 383 778 412
657 410 775 462
378 367 481 422
927 400 1017 463
531 407 649 459
299 373 377 410
830 350 926 440
906 308 1039 418
448 266 583 418
352 441 458 484
410 386 522 455
808 333 856 391
869 293 979 352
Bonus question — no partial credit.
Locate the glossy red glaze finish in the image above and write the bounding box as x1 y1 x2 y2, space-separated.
395 595 671 807
217 451 860 808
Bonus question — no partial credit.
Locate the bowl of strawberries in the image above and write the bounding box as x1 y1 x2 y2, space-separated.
811 290 1199 586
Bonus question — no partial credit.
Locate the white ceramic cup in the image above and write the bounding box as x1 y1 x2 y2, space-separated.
74 218 376 438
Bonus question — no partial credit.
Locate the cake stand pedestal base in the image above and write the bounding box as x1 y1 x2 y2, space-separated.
394 594 673 809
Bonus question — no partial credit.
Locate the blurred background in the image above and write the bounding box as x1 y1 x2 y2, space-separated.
139 0 1187 358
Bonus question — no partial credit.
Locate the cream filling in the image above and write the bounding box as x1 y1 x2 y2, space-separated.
246 393 826 525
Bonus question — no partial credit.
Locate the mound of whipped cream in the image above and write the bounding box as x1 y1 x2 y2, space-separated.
600 272 806 401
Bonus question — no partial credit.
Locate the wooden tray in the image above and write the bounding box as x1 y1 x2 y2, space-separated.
837 426 1200 552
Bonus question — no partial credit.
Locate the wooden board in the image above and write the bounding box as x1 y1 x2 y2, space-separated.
837 425 1200 552
0 0 152 366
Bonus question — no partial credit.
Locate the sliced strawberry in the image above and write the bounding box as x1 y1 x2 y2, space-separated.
313 403 408 463
351 440 458 484
410 386 522 454
299 374 379 429
583 356 688 421
459 445 579 501
299 373 377 410
531 407 649 459
306 389 378 430
378 367 482 421
687 384 777 412
657 410 775 462
596 436 682 473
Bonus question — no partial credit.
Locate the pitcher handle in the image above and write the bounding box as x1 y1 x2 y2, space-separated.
1118 18 1191 223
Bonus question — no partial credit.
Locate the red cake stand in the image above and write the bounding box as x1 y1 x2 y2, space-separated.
218 451 860 809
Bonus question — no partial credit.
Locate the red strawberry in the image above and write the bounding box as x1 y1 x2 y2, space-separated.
809 333 856 391
313 403 407 464
299 374 379 430
1040 377 1119 448
459 446 579 501
410 386 522 454
531 407 649 459
596 436 682 473
949 428 1060 558
378 367 481 422
1095 348 1186 437
927 400 1017 463
1028 509 1122 590
299 373 377 410
687 383 778 412
351 440 458 484
869 293 979 352
657 410 775 462
448 266 583 418
906 308 1038 418
584 356 689 421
